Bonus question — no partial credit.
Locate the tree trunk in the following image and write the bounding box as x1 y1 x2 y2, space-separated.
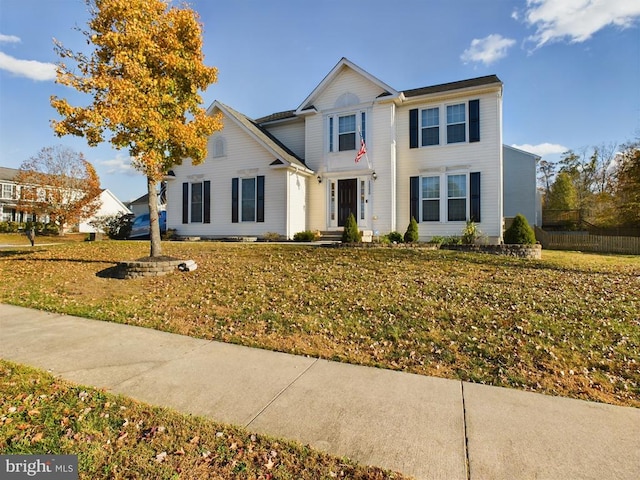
147 176 162 258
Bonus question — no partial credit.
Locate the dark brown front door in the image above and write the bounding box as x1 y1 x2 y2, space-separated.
338 179 357 226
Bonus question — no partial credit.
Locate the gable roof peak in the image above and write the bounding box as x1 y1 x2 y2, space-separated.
210 100 312 174
295 57 400 113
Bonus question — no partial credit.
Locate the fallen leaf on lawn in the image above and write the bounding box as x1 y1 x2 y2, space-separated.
155 451 167 463
31 432 43 443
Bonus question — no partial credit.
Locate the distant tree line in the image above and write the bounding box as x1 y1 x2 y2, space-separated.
538 139 640 230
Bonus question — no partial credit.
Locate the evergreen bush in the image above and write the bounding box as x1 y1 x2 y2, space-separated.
504 213 536 244
404 217 419 243
341 213 362 243
386 231 403 243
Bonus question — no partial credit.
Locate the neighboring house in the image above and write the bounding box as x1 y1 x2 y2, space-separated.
126 193 151 218
0 166 35 223
167 58 510 242
503 145 541 227
126 183 167 219
78 189 132 233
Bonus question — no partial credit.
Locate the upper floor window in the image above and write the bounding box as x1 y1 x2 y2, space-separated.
409 99 480 149
328 111 367 153
338 115 356 151
421 108 440 146
447 104 466 144
1 183 16 200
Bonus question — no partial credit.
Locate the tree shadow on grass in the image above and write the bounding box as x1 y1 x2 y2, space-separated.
96 265 125 279
0 249 39 258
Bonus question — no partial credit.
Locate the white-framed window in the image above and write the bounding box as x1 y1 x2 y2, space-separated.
327 111 367 153
446 103 466 144
421 108 440 146
418 173 469 222
191 182 203 223
411 100 480 149
338 114 356 151
1 183 15 199
421 176 440 221
241 177 256 222
447 174 467 221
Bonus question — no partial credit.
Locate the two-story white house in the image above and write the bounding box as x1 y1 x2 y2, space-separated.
167 58 506 242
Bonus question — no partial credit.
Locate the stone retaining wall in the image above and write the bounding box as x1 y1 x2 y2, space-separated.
442 244 542 259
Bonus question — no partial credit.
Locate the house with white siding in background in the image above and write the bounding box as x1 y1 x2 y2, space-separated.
167 58 530 243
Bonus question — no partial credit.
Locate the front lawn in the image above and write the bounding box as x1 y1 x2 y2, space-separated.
1 241 638 407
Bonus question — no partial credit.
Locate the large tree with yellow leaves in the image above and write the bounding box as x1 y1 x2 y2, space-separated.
51 0 221 257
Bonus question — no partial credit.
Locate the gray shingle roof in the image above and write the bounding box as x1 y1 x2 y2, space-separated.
217 102 310 171
402 75 502 98
254 110 297 124
0 166 19 182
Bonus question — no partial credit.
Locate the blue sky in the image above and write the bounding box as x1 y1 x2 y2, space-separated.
1 0 639 202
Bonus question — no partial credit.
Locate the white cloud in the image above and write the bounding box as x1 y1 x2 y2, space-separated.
100 155 138 176
0 51 56 81
461 34 516 66
511 142 568 157
0 34 21 44
524 0 640 48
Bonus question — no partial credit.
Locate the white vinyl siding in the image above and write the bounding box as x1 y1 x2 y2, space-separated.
397 91 502 241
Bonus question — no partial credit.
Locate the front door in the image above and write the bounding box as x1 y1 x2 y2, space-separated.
337 178 357 226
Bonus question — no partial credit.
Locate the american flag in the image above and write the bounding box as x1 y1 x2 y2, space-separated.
355 137 367 163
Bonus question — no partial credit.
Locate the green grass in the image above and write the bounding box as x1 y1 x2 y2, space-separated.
1 240 639 407
0 360 405 479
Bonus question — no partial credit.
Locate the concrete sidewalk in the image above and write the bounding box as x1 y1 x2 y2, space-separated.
1 304 638 479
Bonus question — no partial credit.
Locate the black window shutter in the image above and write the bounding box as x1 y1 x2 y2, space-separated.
203 180 211 224
469 99 480 143
409 109 419 149
409 176 420 223
182 182 189 224
470 172 481 222
256 175 265 223
231 178 239 223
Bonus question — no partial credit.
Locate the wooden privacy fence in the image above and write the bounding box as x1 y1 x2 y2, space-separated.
535 227 640 255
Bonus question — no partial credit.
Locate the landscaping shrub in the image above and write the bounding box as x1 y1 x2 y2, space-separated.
0 221 20 233
262 231 282 242
461 220 481 245
293 230 317 242
386 231 403 243
428 235 445 246
341 213 362 243
504 213 536 244
89 212 133 240
162 228 178 241
404 217 419 243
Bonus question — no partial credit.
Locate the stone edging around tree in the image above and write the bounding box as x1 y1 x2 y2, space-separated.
116 258 197 279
